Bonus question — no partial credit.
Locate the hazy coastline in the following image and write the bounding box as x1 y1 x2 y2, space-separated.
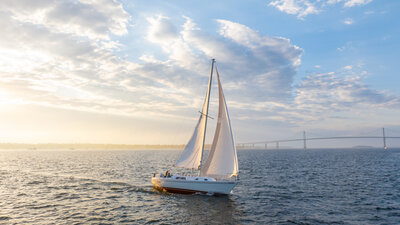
0 143 185 150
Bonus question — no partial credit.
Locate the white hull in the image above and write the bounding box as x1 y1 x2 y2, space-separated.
152 174 238 195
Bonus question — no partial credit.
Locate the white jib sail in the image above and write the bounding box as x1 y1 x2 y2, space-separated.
201 67 239 179
175 113 206 169
175 63 213 169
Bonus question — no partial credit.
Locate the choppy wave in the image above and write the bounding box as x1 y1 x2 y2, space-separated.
0 148 399 224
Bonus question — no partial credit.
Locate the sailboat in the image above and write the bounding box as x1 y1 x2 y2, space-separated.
151 59 239 195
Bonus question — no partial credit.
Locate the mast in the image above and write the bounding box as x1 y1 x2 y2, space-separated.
199 59 215 175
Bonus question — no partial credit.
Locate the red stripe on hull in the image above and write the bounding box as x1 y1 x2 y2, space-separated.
153 186 226 195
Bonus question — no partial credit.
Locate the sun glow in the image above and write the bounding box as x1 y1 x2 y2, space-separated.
0 90 26 109
0 48 53 74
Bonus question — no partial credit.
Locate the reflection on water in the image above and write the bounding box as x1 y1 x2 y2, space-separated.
176 194 239 224
0 149 399 224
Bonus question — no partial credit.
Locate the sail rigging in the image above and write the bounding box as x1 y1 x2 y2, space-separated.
176 59 238 179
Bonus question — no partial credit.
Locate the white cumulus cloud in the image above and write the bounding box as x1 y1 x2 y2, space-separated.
144 16 303 102
0 0 130 40
269 0 319 18
268 0 374 18
344 0 373 8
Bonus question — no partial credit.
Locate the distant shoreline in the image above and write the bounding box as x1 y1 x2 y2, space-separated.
0 143 186 150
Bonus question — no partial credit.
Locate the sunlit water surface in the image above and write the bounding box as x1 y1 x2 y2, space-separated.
0 148 399 224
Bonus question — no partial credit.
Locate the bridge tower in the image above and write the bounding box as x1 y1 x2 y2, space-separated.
303 131 307 150
383 127 388 149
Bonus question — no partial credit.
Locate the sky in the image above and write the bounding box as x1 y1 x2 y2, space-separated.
0 0 399 147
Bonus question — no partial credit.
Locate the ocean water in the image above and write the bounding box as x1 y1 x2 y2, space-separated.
0 148 399 224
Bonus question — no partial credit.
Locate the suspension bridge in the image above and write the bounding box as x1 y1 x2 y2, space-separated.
237 128 400 149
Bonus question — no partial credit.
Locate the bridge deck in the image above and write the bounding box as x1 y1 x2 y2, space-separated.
239 136 400 145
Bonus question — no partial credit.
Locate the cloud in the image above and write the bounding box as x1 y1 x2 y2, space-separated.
269 0 319 19
0 0 130 40
227 68 400 127
344 0 372 8
146 15 179 44
268 0 374 18
343 18 354 25
145 16 303 102
294 72 400 114
344 65 353 70
0 1 159 117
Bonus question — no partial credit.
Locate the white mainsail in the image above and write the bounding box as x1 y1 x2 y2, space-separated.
175 61 214 169
201 67 239 179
